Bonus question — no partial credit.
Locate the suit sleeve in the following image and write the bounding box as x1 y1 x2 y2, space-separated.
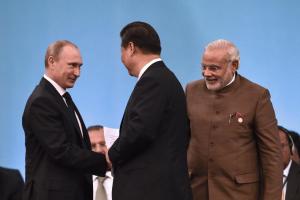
185 83 192 149
254 89 282 200
10 170 24 200
28 96 107 176
109 76 166 165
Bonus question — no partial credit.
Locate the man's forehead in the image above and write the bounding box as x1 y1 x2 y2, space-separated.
202 49 229 64
203 48 228 57
89 129 104 137
59 47 82 63
59 45 80 56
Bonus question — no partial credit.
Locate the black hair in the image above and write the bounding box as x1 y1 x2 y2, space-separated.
278 125 294 154
120 21 161 55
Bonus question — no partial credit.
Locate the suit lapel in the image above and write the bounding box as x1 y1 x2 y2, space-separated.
64 104 88 148
41 78 86 147
73 104 91 149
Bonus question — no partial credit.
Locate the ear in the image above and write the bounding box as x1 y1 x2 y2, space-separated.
290 136 295 155
128 42 136 56
231 60 239 71
48 56 55 68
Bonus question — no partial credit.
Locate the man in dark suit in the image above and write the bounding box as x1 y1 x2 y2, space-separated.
278 126 300 200
108 21 192 200
186 39 282 200
289 130 300 164
0 167 24 200
22 40 107 200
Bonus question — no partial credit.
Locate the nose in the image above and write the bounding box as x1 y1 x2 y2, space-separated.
95 144 107 154
202 68 212 77
94 144 102 153
74 66 80 77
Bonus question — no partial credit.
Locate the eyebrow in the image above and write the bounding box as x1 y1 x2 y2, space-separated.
202 64 221 68
68 62 83 67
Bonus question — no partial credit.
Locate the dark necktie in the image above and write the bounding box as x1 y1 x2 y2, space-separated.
63 92 76 112
63 92 89 148
63 92 82 135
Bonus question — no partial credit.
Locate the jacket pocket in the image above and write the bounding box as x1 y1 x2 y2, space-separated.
235 172 259 184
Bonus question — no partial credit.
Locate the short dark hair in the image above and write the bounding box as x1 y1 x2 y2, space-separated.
120 21 161 55
289 130 300 157
45 40 78 68
87 125 103 132
278 125 294 154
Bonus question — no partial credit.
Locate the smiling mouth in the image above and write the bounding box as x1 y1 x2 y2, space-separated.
69 78 77 83
205 78 218 83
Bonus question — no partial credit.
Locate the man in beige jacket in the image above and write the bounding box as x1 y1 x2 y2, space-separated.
186 39 282 200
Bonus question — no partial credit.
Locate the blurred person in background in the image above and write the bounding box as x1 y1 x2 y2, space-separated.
0 166 24 200
88 125 113 200
278 125 300 200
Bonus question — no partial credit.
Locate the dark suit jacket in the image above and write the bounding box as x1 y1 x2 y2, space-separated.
186 74 282 200
108 61 192 200
286 161 300 200
0 167 24 200
22 78 107 200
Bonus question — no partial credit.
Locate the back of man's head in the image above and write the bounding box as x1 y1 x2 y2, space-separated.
278 125 294 153
120 21 161 55
289 130 300 162
278 125 294 169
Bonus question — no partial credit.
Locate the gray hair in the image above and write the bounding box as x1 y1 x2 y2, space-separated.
45 40 79 68
205 39 240 63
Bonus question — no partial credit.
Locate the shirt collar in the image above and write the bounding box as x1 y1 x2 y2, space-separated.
43 74 66 96
225 72 236 87
93 175 98 182
284 159 292 177
93 172 112 182
137 58 162 80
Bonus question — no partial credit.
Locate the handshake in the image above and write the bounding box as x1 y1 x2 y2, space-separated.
104 150 112 170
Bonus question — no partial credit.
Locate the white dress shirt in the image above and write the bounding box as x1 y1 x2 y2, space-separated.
44 74 66 96
137 58 162 80
93 171 113 200
225 72 236 87
43 74 83 136
282 159 292 200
